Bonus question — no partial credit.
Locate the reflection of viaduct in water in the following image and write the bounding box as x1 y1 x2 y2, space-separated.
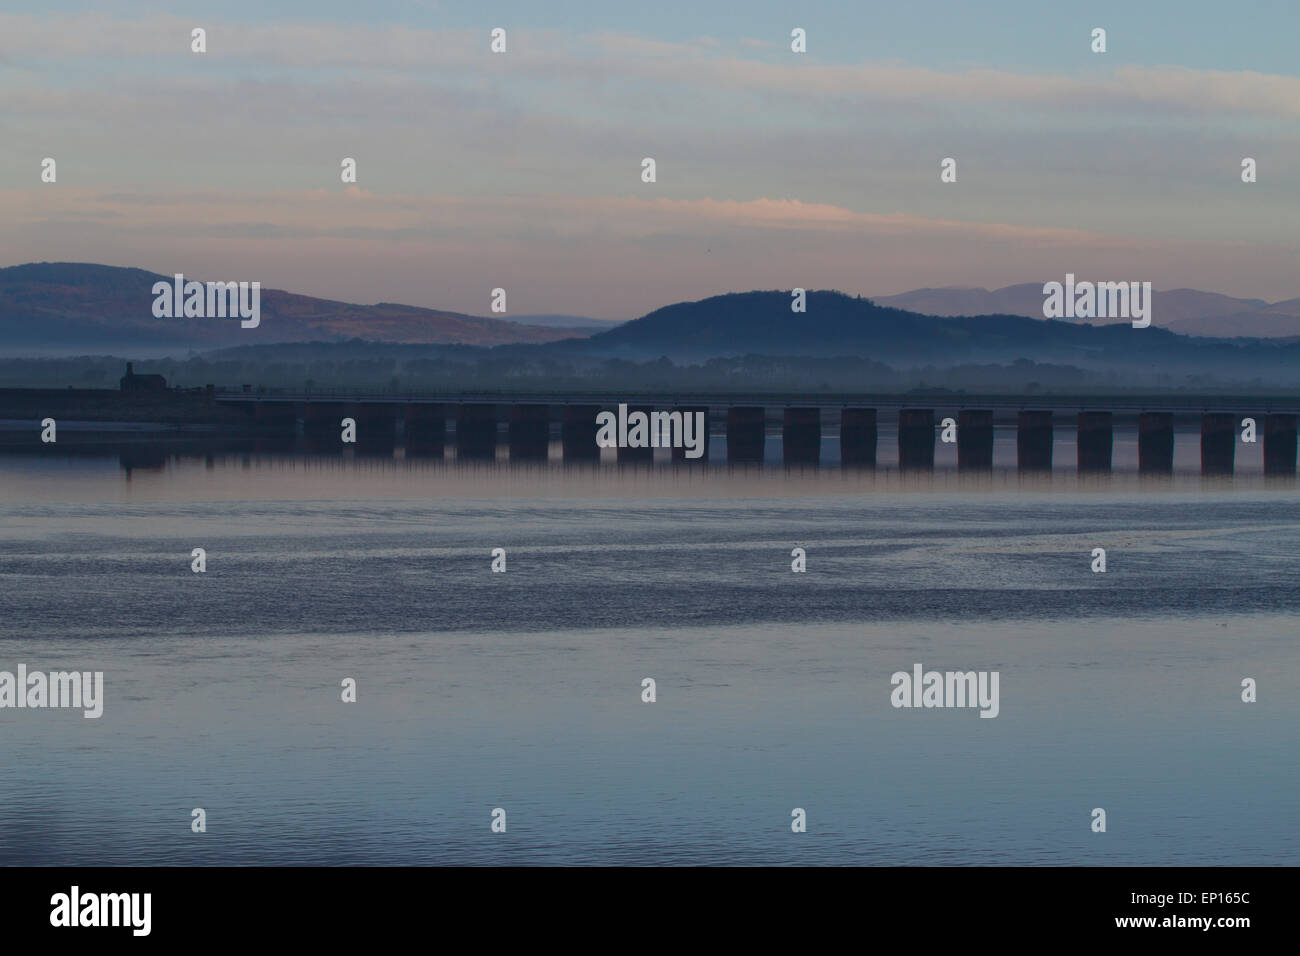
218 393 1300 476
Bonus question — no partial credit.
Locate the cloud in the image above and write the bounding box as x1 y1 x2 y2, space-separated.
5 188 1120 245
3 13 1298 119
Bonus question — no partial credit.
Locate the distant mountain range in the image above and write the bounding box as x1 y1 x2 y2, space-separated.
0 262 596 349
555 290 1300 390
573 289 1181 363
872 283 1300 338
3 264 1298 372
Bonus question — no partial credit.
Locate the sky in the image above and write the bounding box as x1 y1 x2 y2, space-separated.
2 1 1297 318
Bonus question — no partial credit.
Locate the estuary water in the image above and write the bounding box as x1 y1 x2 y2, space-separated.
0 450 1297 865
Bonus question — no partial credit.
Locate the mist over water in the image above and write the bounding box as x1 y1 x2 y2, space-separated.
0 450 1296 865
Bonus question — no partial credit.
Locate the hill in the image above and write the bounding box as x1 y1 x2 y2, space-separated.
871 283 1300 338
0 262 594 350
577 289 1178 360
565 290 1300 383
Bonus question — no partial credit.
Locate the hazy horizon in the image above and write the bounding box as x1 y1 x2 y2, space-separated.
5 259 1299 326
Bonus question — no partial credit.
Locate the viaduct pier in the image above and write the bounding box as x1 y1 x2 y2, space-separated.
217 391 1300 476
